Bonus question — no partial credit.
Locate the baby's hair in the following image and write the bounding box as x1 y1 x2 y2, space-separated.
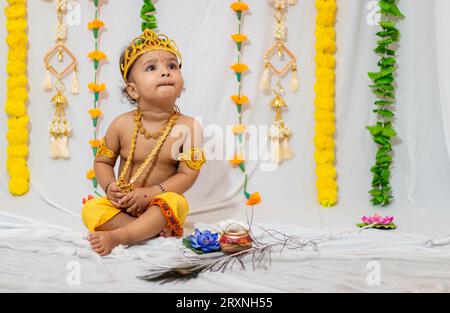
119 45 138 105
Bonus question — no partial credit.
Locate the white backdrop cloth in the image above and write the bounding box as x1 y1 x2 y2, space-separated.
0 0 450 292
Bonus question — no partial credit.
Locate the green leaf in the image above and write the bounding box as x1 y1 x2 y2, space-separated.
367 125 383 136
373 109 395 118
182 237 205 255
382 123 397 137
368 66 395 81
375 100 394 106
378 57 396 67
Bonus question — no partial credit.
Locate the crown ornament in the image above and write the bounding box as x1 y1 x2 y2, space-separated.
120 29 182 82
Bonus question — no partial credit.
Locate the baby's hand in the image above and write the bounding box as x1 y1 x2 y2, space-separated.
119 187 153 217
106 181 127 209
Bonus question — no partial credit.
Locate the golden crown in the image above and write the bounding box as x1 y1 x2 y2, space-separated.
120 29 182 83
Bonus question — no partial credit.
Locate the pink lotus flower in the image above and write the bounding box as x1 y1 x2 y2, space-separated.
361 214 394 225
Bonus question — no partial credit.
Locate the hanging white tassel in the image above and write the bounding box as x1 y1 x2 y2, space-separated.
260 66 271 93
70 70 79 94
280 126 293 160
43 70 53 91
59 135 70 159
50 136 60 159
269 124 282 164
290 68 299 92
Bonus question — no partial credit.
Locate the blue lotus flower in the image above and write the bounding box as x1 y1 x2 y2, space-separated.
188 229 220 253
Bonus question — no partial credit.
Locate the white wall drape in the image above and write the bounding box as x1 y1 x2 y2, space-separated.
0 0 449 236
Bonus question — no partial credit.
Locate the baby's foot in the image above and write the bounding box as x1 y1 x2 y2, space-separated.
87 231 122 256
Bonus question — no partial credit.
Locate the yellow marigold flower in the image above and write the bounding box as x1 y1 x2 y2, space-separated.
246 192 261 206
315 96 334 110
9 177 29 196
231 34 248 43
315 38 337 54
232 124 247 134
316 0 337 13
314 150 335 165
316 12 336 27
230 2 249 12
87 50 107 61
315 122 335 137
314 135 334 150
89 139 101 148
86 169 96 180
316 178 337 190
316 164 337 179
87 19 105 30
88 82 106 92
230 154 245 166
315 110 335 122
88 108 102 118
230 63 249 73
230 94 249 105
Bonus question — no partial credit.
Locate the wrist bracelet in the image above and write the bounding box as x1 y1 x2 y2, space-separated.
105 181 114 194
158 183 166 193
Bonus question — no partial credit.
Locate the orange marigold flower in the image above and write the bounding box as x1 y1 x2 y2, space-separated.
232 124 246 134
87 50 107 61
230 63 249 73
82 194 95 204
87 19 105 30
89 139 101 148
230 94 249 105
88 108 102 118
246 192 261 206
86 169 96 180
88 82 106 92
230 154 245 166
230 2 249 12
231 34 248 43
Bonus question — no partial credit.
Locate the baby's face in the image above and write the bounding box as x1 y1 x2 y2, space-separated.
127 50 183 106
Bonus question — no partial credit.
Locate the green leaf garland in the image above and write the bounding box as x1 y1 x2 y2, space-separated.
367 0 404 206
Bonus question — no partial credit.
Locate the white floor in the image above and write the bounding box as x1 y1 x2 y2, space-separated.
1 211 449 293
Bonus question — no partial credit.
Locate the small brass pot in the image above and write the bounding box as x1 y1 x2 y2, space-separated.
219 225 253 255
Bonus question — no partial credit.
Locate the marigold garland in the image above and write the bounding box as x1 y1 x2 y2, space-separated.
4 0 30 195
367 0 404 206
229 1 260 205
86 0 107 194
314 0 338 207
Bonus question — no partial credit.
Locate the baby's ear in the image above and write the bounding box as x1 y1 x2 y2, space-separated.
126 83 139 102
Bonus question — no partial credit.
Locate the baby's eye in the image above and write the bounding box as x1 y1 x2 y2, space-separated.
168 63 179 70
146 64 156 71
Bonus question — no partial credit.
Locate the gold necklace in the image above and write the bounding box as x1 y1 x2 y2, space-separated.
137 117 169 140
116 110 179 193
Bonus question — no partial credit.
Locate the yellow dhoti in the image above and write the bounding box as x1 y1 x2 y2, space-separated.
81 192 189 236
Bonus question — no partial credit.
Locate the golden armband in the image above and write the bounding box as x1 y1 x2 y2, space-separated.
178 148 206 171
96 137 116 159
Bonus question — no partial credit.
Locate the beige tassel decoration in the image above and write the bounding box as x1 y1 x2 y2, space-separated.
59 135 70 159
43 70 53 91
50 135 60 159
260 64 271 93
269 124 282 164
290 66 299 92
70 68 79 95
280 125 293 160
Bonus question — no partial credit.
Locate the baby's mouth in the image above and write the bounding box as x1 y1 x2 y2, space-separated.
157 82 175 87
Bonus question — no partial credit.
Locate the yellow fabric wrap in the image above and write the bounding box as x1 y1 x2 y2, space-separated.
81 192 189 236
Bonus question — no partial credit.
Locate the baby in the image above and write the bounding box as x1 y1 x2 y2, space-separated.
81 29 206 256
